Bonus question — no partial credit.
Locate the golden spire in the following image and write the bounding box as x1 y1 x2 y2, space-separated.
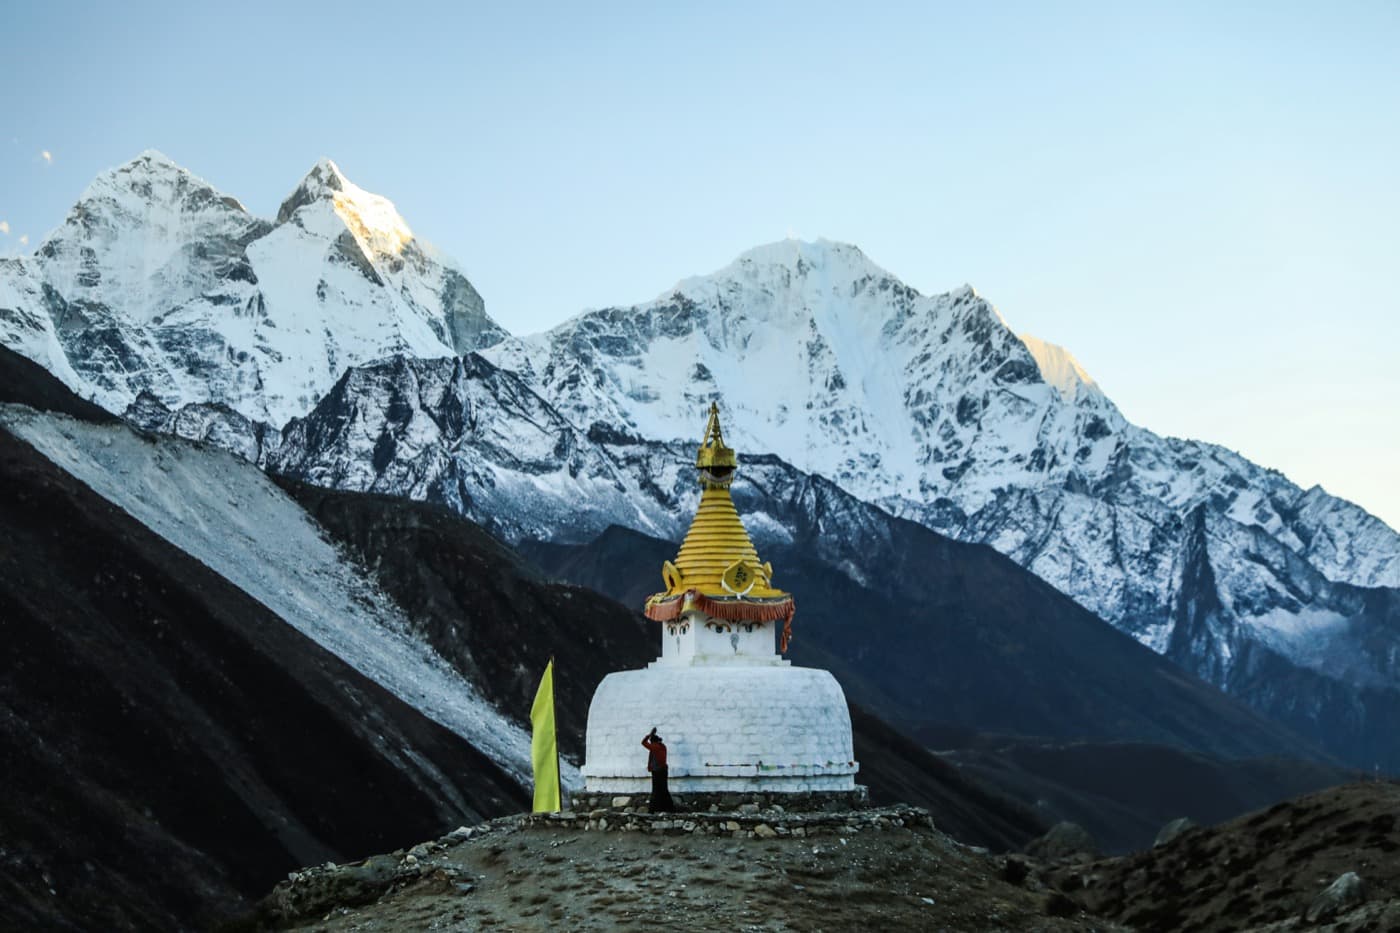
645 403 796 647
695 401 737 475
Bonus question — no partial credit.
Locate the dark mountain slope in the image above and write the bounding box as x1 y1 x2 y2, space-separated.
0 342 116 423
946 741 1357 854
1051 781 1400 930
0 431 527 931
522 522 1321 761
846 704 1047 850
0 350 528 931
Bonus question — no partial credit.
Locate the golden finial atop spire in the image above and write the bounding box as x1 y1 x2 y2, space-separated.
645 402 797 649
695 401 737 477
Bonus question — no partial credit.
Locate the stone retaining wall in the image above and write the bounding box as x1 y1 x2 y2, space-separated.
524 803 931 839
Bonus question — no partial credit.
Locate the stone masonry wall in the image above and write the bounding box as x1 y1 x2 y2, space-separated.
525 801 932 840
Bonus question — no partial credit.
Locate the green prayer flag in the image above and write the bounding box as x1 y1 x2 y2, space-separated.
530 659 561 813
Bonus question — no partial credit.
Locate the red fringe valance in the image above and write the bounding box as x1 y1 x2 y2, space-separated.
645 590 796 651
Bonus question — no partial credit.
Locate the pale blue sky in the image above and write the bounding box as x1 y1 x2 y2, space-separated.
3 1 1397 527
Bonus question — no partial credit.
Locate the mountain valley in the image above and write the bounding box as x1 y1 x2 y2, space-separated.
0 152 1397 930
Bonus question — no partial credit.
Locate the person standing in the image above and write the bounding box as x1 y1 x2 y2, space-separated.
641 728 675 813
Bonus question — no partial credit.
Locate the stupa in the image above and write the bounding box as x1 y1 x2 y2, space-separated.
582 403 860 795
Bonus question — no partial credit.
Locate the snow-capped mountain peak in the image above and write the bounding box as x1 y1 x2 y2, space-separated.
68 149 250 223
2 152 505 425
35 151 265 329
706 237 879 278
672 238 901 317
276 157 347 221
277 157 416 260
7 155 1399 778
487 237 1121 512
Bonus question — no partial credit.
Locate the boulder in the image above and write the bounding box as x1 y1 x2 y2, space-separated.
259 854 413 925
1305 872 1366 923
1024 822 1097 861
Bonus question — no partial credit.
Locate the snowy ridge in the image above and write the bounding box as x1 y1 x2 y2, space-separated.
0 403 576 789
0 151 505 426
268 354 688 544
484 239 1126 516
278 158 417 257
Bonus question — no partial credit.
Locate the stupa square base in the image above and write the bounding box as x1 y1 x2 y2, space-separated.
568 787 871 814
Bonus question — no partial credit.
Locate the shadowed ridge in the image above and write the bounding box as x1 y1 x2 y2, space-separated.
0 343 116 423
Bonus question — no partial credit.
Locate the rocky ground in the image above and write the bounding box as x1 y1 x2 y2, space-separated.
1044 781 1400 931
238 805 1109 932
237 782 1400 932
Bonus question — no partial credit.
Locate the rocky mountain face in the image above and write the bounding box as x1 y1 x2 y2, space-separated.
0 151 504 426
253 345 1399 770
249 350 1377 772
477 239 1400 769
268 353 674 544
480 239 1400 688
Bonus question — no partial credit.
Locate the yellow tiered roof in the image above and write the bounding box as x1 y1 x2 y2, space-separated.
660 402 784 600
644 404 795 646
670 485 777 597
